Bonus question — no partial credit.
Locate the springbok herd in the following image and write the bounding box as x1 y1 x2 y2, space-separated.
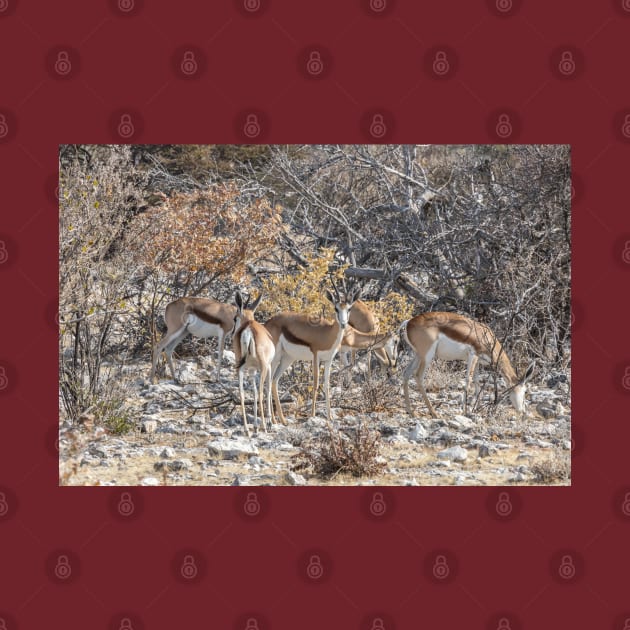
150 285 534 437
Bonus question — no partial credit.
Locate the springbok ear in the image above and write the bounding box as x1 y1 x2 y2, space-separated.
325 289 336 304
250 292 263 312
235 291 243 310
351 287 362 304
522 362 535 383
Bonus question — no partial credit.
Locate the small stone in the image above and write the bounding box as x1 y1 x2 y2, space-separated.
284 470 307 486
207 438 259 460
478 444 491 458
160 447 176 459
448 415 475 431
409 423 429 442
437 446 468 462
141 477 160 486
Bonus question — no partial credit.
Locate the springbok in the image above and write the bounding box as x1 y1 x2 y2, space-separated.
149 294 261 383
264 285 360 424
400 312 534 417
232 291 275 437
339 300 397 384
339 323 399 385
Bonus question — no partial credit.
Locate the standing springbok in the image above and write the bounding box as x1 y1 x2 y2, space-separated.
149 294 261 383
264 285 360 424
232 291 275 437
400 312 534 417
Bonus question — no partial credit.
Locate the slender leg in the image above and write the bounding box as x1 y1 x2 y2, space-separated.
464 353 479 414
150 326 188 382
265 363 273 428
416 358 437 417
311 352 319 417
239 366 251 437
323 359 333 422
216 330 225 381
252 370 259 434
403 355 419 415
258 366 267 432
271 352 293 425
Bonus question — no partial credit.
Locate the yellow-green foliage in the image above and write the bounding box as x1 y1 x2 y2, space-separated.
259 248 346 319
259 248 414 330
363 292 415 332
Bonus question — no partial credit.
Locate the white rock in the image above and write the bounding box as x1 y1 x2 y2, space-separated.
141 477 160 486
409 423 429 442
437 446 468 462
449 415 475 431
284 470 307 485
160 447 176 458
207 438 259 460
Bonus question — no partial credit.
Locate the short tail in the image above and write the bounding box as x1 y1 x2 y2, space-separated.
238 327 256 369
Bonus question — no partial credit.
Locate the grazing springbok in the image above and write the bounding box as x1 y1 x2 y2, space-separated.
150 294 261 383
400 312 534 417
339 322 399 385
264 285 360 424
232 291 275 437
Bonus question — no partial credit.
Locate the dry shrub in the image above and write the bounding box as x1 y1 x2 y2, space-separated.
292 424 386 478
530 453 570 484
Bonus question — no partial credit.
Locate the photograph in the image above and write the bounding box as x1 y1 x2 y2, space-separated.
58 143 571 486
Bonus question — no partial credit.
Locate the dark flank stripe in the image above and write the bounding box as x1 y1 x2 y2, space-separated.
281 326 310 347
190 308 224 326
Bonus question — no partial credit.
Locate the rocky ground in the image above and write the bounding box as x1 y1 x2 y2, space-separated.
59 352 571 486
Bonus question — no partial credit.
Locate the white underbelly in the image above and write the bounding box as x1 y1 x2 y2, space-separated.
280 336 339 363
185 316 223 339
435 334 473 362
